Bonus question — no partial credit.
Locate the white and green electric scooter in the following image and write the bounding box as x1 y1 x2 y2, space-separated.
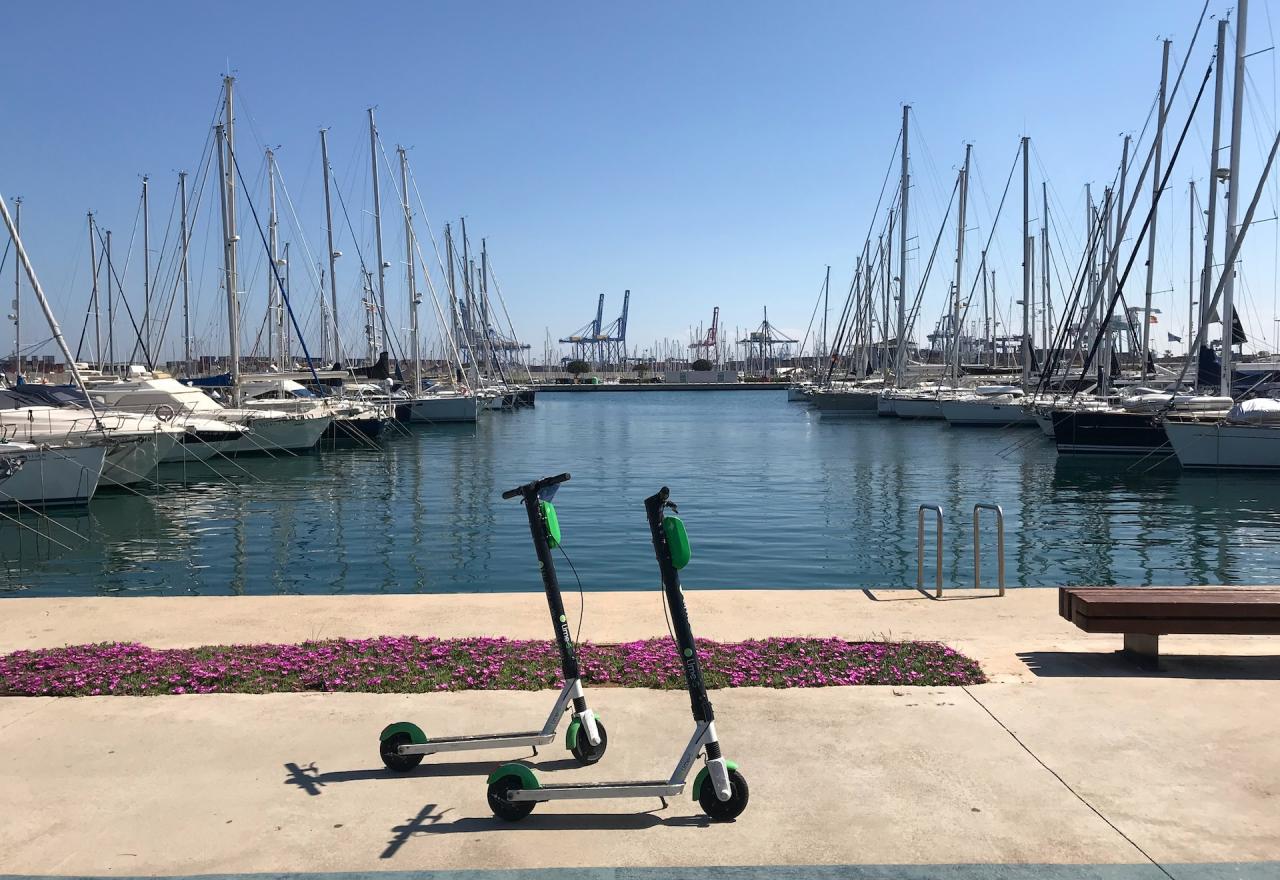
485 485 749 822
378 473 606 771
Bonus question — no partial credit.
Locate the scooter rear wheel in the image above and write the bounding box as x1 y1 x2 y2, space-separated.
698 768 749 822
380 732 425 772
570 718 608 765
487 774 536 822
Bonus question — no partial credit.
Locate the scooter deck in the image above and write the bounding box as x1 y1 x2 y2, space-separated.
536 780 670 790
435 730 543 743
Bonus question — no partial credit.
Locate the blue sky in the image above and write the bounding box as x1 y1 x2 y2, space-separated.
4 0 1278 365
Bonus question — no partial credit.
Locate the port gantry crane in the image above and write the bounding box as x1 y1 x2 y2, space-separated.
736 307 796 374
687 306 720 366
559 290 630 368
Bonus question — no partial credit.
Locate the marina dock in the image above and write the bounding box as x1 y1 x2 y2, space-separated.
2 589 1276 877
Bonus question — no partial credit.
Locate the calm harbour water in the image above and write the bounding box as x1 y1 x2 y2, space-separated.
3 390 1279 598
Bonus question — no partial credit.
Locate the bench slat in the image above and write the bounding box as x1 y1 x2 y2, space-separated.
1070 613 1280 636
1060 587 1280 636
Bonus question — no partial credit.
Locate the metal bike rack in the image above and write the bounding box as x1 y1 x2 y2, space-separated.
972 502 1006 596
917 504 944 597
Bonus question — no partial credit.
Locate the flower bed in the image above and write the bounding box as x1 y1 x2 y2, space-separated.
0 636 985 697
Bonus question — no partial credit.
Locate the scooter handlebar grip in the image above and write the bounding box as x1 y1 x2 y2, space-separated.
502 473 571 500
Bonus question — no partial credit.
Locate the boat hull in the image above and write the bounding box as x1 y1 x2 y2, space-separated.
810 390 880 414
0 444 106 507
100 433 178 487
405 395 479 423
940 399 1036 427
1165 421 1280 469
1051 409 1169 455
890 396 944 420
324 416 387 443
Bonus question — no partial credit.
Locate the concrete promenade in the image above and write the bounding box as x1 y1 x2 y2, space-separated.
1 589 1277 878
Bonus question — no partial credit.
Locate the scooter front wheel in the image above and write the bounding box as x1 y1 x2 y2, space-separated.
380 732 424 772
570 718 608 765
487 774 536 822
698 768 749 822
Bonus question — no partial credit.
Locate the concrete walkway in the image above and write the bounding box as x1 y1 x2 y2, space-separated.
1 589 1278 877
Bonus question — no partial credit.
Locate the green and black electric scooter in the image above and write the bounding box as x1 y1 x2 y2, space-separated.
378 473 606 771
485 485 749 822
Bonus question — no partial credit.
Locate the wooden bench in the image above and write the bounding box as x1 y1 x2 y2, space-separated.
1059 587 1280 666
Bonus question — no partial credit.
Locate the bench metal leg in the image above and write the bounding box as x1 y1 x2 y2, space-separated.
1122 633 1159 668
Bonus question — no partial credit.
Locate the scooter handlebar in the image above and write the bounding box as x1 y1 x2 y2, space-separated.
502 472 571 500
644 486 671 520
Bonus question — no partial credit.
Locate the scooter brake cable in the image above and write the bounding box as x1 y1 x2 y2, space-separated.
556 544 587 647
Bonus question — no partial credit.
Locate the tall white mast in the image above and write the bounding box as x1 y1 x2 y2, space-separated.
106 229 114 374
266 148 280 366
12 196 20 378
88 212 102 369
1042 182 1051 358
896 105 909 383
1221 0 1248 397
950 143 970 381
1199 19 1229 379
1141 39 1171 374
142 175 151 365
217 75 241 396
399 146 420 391
1021 136 1031 387
179 171 192 373
368 108 389 358
319 128 341 365
1188 179 1197 353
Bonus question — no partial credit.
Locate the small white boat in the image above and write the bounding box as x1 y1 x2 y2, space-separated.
0 441 106 507
1165 400 1280 469
940 386 1037 427
404 390 480 423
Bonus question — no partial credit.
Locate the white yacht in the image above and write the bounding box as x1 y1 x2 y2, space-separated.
0 440 106 507
0 384 181 487
939 386 1037 427
86 373 332 459
1165 399 1280 470
239 377 389 441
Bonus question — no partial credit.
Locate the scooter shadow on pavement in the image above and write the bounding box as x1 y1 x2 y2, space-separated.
284 754 580 796
382 802 712 857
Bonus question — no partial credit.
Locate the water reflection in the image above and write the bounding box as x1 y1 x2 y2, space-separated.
3 392 1280 597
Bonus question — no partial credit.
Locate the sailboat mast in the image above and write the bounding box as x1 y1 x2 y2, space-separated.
1188 180 1196 355
1142 39 1171 374
1021 136 1031 387
980 250 989 368
446 223 458 372
282 242 291 363
12 196 20 378
1199 18 1229 378
176 172 191 375
266 148 280 365
142 175 151 365
897 105 909 383
951 143 970 381
399 146 420 391
368 108 389 359
1042 181 1051 361
1221 0 1248 397
106 229 115 374
88 212 102 369
821 264 830 370
320 128 341 365
223 75 241 394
